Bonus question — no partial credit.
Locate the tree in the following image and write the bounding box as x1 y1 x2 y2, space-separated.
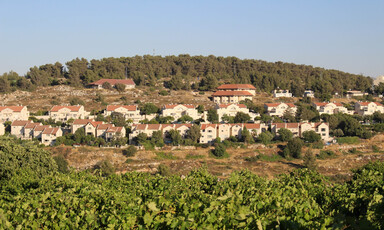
222 114 235 123
286 137 304 159
53 155 69 173
74 128 86 144
168 75 184 90
196 105 205 114
0 78 11 93
333 129 344 137
303 150 317 170
177 115 193 123
150 130 164 147
211 143 227 158
122 145 138 157
199 74 218 91
156 116 174 124
302 130 321 143
278 128 293 142
136 133 148 145
241 127 254 144
111 112 127 127
141 103 160 115
258 131 274 145
102 82 113 90
168 129 182 146
186 124 201 143
207 109 219 123
115 83 126 92
234 112 251 123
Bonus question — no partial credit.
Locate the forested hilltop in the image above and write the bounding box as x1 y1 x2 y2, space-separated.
0 55 372 96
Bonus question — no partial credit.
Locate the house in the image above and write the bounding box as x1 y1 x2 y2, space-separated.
161 104 200 121
104 105 142 123
271 123 300 137
71 119 94 134
264 103 297 117
104 126 126 142
303 90 315 98
0 123 5 136
217 124 231 140
355 102 384 116
89 79 136 89
346 90 368 99
174 124 193 137
33 125 51 140
41 127 63 146
129 124 161 144
273 89 292 98
212 91 253 104
199 124 217 144
10 120 31 138
312 102 348 115
215 104 257 122
300 122 330 142
49 105 88 122
0 106 29 122
217 84 256 96
23 122 41 139
84 121 104 136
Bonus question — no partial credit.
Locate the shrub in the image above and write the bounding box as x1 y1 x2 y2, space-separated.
69 97 85 105
302 130 321 143
278 128 293 142
93 160 115 177
157 164 171 176
286 137 304 159
159 90 169 96
122 145 138 157
115 83 126 92
102 82 113 90
317 150 335 159
199 91 205 95
211 143 227 158
258 131 274 145
303 150 317 170
333 129 344 137
311 141 324 149
349 148 358 154
336 137 360 144
372 145 380 153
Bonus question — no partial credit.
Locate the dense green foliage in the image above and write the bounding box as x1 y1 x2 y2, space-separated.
0 55 372 95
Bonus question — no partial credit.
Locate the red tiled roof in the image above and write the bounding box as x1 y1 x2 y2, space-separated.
34 125 50 132
201 124 217 130
43 127 60 135
90 79 135 86
357 101 383 106
217 84 256 90
25 123 41 129
135 124 147 130
0 106 26 112
97 124 114 130
265 103 296 108
244 123 261 129
11 120 31 126
106 105 138 111
73 119 93 125
146 124 162 130
272 123 299 129
163 104 195 109
218 104 247 108
50 106 82 112
212 91 253 96
87 121 103 127
106 126 124 133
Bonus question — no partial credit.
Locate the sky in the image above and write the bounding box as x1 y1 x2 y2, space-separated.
0 0 383 78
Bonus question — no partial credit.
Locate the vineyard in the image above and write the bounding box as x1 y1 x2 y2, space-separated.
1 137 384 229
0 164 383 229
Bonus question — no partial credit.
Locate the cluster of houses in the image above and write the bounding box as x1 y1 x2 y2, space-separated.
129 121 331 144
1 83 383 146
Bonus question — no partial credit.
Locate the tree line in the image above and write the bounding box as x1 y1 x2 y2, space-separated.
0 55 373 96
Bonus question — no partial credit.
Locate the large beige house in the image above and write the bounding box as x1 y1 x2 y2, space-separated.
271 122 330 142
104 105 142 123
355 102 384 116
96 124 126 141
11 120 31 138
89 79 136 89
49 105 89 122
0 106 29 122
312 102 348 115
215 103 258 122
217 84 256 96
161 104 200 121
0 123 4 136
212 91 253 104
264 103 297 117
41 127 63 146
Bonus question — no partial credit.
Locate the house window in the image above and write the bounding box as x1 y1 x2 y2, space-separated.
208 130 212 133
321 128 326 132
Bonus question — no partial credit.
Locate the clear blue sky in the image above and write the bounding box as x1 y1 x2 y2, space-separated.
1 0 383 78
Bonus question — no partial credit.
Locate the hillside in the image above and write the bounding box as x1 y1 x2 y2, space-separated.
0 55 373 98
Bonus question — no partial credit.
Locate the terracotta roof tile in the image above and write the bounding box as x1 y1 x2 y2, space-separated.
11 120 31 126
218 104 247 108
50 106 82 112
217 84 256 90
106 105 138 111
73 119 93 125
212 91 253 96
163 104 195 109
34 125 50 132
0 106 26 112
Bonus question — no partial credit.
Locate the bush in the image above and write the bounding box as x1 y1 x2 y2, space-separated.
286 137 304 159
93 160 115 177
333 129 344 137
317 150 336 159
303 150 317 170
211 143 227 158
372 145 380 153
278 128 293 142
311 141 324 149
102 82 113 90
69 97 85 105
159 90 169 96
349 148 358 154
258 131 274 145
53 155 69 173
115 83 126 92
122 145 138 157
157 164 171 176
302 130 321 143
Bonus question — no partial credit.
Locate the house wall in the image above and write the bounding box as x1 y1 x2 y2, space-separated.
0 107 29 122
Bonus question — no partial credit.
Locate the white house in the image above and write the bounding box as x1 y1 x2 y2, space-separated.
0 106 29 122
199 124 217 144
49 105 89 122
217 84 257 96
10 120 31 138
89 79 136 89
215 103 258 122
264 103 297 117
212 91 253 104
41 127 63 146
312 102 348 115
161 104 200 121
355 102 384 116
300 122 331 142
104 105 142 123
346 90 368 99
273 89 292 98
303 90 315 98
